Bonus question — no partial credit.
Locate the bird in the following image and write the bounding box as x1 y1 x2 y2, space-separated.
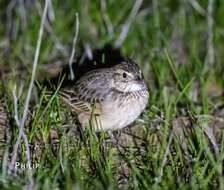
58 60 149 131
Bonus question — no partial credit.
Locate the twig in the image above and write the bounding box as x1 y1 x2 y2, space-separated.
100 0 113 35
207 0 215 67
69 12 79 80
8 0 49 182
115 0 143 48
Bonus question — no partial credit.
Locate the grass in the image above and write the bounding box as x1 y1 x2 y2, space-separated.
0 0 224 189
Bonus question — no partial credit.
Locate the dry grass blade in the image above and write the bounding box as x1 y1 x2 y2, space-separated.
207 0 214 67
201 123 219 155
0 102 9 158
12 85 34 189
7 1 50 188
100 0 113 35
172 117 190 154
156 132 174 183
69 12 79 80
115 0 143 48
190 0 206 16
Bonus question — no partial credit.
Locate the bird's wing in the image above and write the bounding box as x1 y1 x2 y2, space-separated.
59 69 109 116
59 88 101 115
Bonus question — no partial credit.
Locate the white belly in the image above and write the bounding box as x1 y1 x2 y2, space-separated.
99 93 148 131
78 91 149 131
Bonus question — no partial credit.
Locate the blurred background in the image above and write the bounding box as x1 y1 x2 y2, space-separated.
0 0 223 87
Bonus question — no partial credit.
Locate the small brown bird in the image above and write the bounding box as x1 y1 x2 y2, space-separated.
59 60 149 131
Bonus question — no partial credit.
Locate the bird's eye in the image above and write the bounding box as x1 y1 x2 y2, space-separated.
122 72 127 78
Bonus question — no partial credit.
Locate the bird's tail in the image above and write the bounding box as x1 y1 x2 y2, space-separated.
57 89 75 102
42 88 76 104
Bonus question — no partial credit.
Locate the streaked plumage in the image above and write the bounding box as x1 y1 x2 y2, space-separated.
59 60 149 131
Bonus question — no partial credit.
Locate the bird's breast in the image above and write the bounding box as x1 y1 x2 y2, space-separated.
99 89 149 130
